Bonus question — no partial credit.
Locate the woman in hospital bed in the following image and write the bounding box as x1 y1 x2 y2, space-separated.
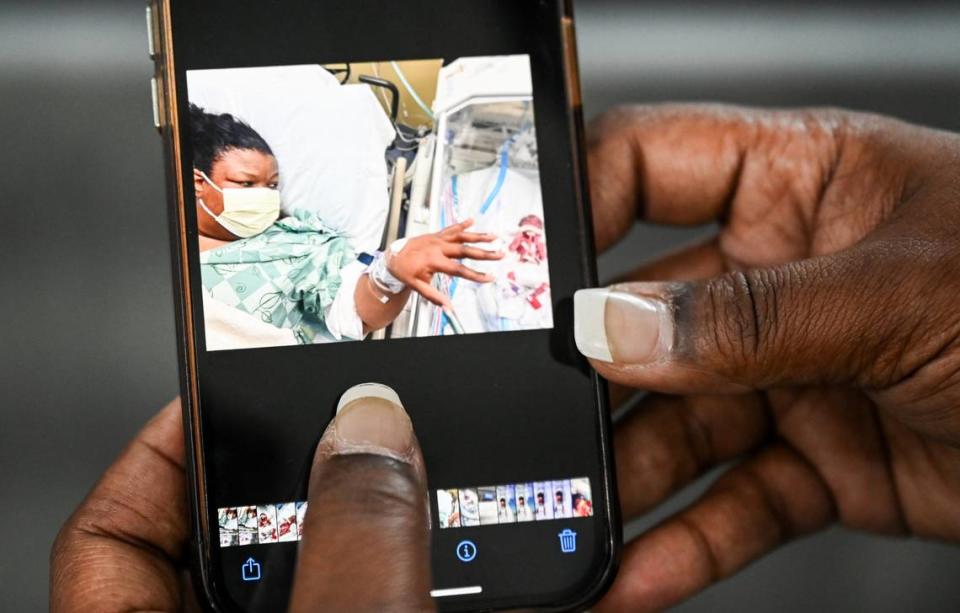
190 105 503 349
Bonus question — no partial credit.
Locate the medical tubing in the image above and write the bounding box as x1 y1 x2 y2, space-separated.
390 61 435 120
480 146 510 215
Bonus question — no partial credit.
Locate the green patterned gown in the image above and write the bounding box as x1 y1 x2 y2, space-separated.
200 210 356 345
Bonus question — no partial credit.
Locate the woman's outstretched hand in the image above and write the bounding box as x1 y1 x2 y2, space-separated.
576 105 960 612
387 219 505 309
51 387 434 612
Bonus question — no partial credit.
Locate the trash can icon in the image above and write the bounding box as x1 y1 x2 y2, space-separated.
558 529 578 553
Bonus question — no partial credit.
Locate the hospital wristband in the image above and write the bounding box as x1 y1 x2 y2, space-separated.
369 252 407 295
364 274 392 304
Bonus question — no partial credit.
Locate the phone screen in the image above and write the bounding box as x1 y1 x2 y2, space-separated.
160 1 617 611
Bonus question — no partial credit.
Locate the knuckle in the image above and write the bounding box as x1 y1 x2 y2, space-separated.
313 456 424 524
693 268 789 381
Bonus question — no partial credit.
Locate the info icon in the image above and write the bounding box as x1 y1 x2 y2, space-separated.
456 540 478 563
558 529 578 554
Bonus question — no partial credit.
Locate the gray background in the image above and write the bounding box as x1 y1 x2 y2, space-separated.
2 1 959 610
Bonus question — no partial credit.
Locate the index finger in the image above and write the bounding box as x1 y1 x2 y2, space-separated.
586 105 843 252
439 219 476 237
50 400 190 612
597 444 834 613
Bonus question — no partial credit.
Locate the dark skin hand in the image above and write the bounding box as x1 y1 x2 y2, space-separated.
51 106 960 612
50 393 435 613
582 105 960 611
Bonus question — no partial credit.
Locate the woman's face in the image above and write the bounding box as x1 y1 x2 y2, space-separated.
194 148 280 240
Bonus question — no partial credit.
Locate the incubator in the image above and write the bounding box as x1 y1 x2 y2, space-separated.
397 55 552 338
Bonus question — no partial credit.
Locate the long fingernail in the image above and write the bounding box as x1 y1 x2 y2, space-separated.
574 284 673 364
324 384 415 462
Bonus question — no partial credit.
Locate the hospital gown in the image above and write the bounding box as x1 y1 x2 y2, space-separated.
201 209 365 345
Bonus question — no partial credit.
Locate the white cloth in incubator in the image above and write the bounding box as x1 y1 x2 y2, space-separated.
441 166 553 333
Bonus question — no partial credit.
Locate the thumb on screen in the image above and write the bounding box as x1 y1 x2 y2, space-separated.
289 384 434 612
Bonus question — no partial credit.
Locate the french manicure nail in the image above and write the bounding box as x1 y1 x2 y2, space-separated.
574 286 673 364
327 383 414 461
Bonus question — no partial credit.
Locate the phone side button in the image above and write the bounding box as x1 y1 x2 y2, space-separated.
150 77 161 130
145 6 156 57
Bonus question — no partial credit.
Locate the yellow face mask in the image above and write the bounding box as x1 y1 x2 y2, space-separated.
198 170 281 238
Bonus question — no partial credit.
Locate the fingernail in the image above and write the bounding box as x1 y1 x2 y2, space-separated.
326 384 415 462
574 285 673 364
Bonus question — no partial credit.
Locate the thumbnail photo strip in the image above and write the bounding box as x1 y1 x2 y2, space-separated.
436 477 593 529
218 501 307 548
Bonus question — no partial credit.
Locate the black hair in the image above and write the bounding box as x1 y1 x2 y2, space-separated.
189 103 274 175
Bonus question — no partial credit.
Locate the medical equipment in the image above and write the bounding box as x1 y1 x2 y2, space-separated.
398 55 545 339
444 308 467 335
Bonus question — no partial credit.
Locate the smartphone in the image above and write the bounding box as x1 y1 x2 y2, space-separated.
149 0 619 610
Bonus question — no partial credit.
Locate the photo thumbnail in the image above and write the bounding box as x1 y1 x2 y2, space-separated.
437 489 461 529
276 502 299 543
257 505 279 544
514 483 536 522
552 480 573 519
296 502 307 539
496 485 517 524
533 481 554 521
571 477 594 518
478 487 499 526
458 488 480 527
237 505 258 546
218 507 239 548
187 55 553 352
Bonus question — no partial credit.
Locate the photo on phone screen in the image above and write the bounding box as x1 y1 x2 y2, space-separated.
458 488 481 528
276 502 299 543
533 481 554 521
437 489 462 529
552 480 573 519
496 485 516 524
295 501 307 539
218 507 239 548
515 482 536 523
186 56 550 351
256 505 279 544
237 505 258 546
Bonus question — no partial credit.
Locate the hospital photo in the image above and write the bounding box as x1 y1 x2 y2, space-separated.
188 55 552 351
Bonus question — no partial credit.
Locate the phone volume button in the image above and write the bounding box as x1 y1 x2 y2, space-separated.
146 6 156 57
151 77 161 130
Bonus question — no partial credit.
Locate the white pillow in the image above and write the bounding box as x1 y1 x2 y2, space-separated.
187 65 395 253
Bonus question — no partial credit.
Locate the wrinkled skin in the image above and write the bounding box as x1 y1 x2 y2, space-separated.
585 105 960 611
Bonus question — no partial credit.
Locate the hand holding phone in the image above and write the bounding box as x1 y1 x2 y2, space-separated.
51 389 436 613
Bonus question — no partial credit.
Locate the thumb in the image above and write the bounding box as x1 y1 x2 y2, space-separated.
574 244 932 394
289 384 434 613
